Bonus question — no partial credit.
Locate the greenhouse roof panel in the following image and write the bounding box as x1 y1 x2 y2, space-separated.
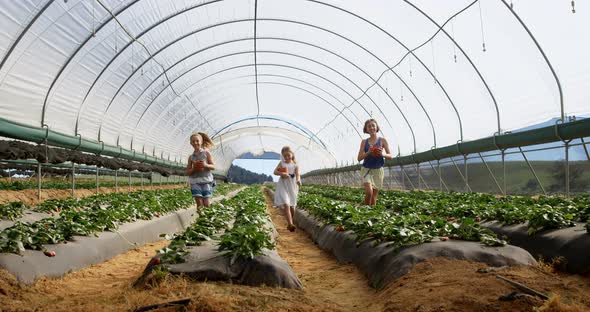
0 0 588 175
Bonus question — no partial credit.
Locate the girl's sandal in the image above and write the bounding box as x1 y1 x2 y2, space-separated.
287 224 296 232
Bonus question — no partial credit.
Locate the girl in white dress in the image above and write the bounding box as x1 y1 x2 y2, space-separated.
273 146 301 232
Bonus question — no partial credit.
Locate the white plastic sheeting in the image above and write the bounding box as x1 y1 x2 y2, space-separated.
0 0 588 174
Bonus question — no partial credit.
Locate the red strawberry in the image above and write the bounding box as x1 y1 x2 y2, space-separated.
150 258 160 266
439 236 449 241
336 225 346 232
43 250 56 257
475 217 481 222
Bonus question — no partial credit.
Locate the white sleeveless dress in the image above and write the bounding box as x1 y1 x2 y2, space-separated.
274 161 298 207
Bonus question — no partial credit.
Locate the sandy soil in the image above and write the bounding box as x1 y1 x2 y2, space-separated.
0 184 186 206
0 187 589 311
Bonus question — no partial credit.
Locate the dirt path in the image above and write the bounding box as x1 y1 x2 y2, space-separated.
263 190 382 311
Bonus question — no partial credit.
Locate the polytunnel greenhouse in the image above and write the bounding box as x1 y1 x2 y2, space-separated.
0 0 589 311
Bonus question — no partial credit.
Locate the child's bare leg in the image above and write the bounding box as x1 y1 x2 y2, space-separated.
290 206 295 220
283 204 295 232
363 183 373 205
284 204 293 224
195 197 203 208
371 189 379 206
202 197 210 208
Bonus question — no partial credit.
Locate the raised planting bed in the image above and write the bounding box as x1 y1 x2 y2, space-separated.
136 186 302 289
0 183 243 284
482 221 590 274
295 190 537 289
301 185 590 273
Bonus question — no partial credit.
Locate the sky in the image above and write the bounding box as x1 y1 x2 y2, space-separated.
232 159 281 182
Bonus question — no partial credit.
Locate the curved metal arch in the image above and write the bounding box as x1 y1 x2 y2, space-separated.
404 0 499 135
135 50 417 150
130 53 400 146
304 0 470 140
40 0 224 132
25 1 484 151
159 76 365 158
211 126 338 166
149 75 361 155
257 80 356 135
211 115 328 149
116 56 382 144
103 35 370 146
499 0 564 122
0 0 55 73
119 61 374 151
81 19 254 136
138 61 371 153
91 18 396 141
108 36 370 145
80 17 449 149
149 72 364 147
39 0 147 126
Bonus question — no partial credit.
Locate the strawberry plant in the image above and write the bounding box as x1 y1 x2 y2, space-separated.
218 187 274 264
301 185 589 234
0 188 202 254
0 201 28 220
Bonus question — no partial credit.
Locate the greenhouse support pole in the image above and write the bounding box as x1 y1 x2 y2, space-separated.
565 141 570 197
71 163 75 197
96 167 99 194
428 160 449 192
419 169 431 190
450 156 472 192
438 160 442 191
115 169 118 192
478 153 504 195
37 163 41 201
388 166 401 189
581 137 590 160
128 171 131 190
556 122 573 197
400 165 405 190
150 171 153 189
518 147 546 195
502 150 507 195
417 163 421 189
400 166 416 189
141 172 144 190
464 154 469 193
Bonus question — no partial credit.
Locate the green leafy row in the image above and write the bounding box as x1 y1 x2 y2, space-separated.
0 202 27 221
0 183 239 220
158 201 237 264
218 186 275 264
0 188 201 254
158 186 274 265
302 185 589 234
297 191 505 250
